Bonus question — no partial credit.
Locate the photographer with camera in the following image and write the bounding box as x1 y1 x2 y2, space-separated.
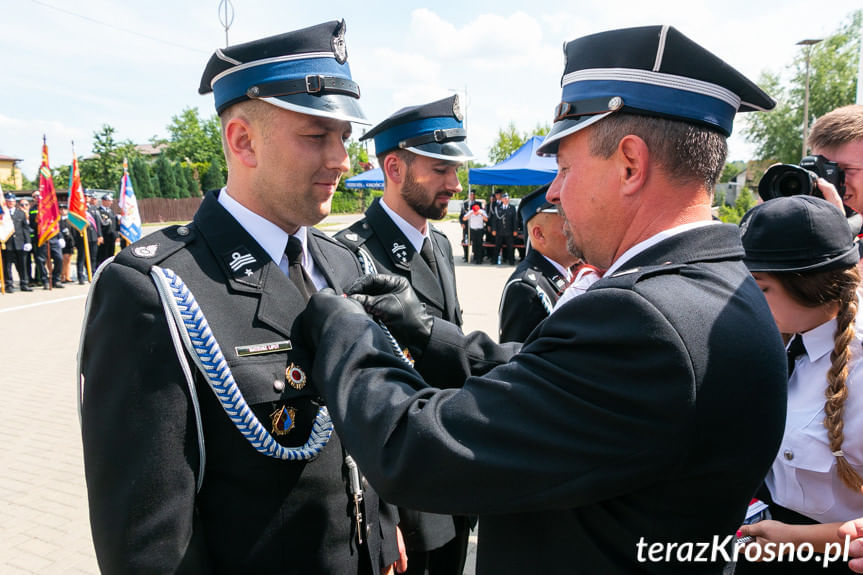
808 105 863 215
757 106 863 227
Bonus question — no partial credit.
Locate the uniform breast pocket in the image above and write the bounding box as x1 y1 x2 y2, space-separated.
773 429 837 516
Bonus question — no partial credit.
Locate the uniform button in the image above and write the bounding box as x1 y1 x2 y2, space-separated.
784 449 794 461
273 379 285 392
177 226 190 236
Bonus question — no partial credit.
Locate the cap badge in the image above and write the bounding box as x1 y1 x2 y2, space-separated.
739 217 750 238
452 95 463 122
332 20 347 64
133 245 158 258
286 363 307 390
391 242 408 264
270 405 297 436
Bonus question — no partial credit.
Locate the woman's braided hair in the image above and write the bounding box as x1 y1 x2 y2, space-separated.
776 265 863 493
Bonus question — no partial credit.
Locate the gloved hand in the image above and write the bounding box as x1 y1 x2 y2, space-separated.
303 288 368 350
347 274 434 357
58 238 66 249
22 243 32 252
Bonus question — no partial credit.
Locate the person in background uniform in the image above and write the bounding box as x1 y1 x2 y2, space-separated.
736 196 863 573
79 21 402 575
336 95 472 575
84 191 103 279
498 184 577 343
490 193 516 265
1 193 32 292
27 192 39 285
96 192 118 268
462 202 487 264
301 25 789 573
805 105 863 215
59 204 75 283
458 191 479 262
485 190 502 262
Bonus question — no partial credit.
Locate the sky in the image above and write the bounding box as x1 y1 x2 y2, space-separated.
1 0 861 181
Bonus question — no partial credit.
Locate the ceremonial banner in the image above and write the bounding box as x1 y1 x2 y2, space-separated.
118 158 142 244
37 137 60 247
0 183 13 243
67 153 88 232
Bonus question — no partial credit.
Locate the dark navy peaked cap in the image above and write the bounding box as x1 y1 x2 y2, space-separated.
518 184 557 227
538 25 775 155
361 95 474 162
199 20 367 124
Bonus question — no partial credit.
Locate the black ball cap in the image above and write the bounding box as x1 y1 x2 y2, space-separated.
741 196 859 273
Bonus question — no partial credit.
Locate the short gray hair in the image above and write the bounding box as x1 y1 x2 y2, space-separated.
588 114 727 191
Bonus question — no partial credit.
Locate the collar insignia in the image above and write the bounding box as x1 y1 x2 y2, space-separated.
391 242 408 264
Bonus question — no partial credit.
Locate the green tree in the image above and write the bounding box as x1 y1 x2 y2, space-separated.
487 121 551 165
163 107 223 164
200 153 226 192
182 163 199 197
742 10 861 164
130 157 154 198
155 153 180 198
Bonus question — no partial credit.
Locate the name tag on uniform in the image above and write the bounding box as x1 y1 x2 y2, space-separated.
235 340 292 357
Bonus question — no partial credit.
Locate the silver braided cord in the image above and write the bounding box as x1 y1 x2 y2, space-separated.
534 284 555 315
355 248 414 367
152 266 333 461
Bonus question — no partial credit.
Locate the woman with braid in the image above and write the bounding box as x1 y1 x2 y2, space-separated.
736 195 863 573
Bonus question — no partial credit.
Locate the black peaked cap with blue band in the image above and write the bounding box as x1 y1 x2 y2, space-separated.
537 25 776 156
361 95 474 162
518 184 557 228
199 20 368 124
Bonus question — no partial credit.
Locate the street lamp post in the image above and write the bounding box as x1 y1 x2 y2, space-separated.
797 38 823 158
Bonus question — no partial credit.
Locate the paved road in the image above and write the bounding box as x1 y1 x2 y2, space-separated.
0 216 515 573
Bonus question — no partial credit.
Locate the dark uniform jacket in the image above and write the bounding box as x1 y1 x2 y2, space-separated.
336 198 462 327
86 205 103 243
335 197 463 553
3 207 31 250
81 190 397 574
491 203 516 235
313 223 788 574
498 248 568 343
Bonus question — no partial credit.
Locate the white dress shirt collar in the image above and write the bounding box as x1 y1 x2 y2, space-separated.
380 198 428 254
217 188 321 285
603 220 720 277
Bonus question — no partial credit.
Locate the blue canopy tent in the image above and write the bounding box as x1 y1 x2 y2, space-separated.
344 167 384 190
469 136 557 186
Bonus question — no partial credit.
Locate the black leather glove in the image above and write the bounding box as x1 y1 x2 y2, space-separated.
346 274 434 357
303 288 368 350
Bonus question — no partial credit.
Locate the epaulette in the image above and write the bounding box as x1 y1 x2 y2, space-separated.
593 262 687 290
113 223 197 275
334 220 373 251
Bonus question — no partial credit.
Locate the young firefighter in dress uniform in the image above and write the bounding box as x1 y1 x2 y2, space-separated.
737 196 863 573
497 184 577 343
335 95 472 575
79 21 402 575
301 25 789 573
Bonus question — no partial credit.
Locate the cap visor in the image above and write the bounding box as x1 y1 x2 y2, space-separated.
406 140 474 162
262 93 369 125
537 112 612 156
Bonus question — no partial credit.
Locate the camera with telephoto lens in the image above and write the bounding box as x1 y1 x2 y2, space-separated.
757 155 845 202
